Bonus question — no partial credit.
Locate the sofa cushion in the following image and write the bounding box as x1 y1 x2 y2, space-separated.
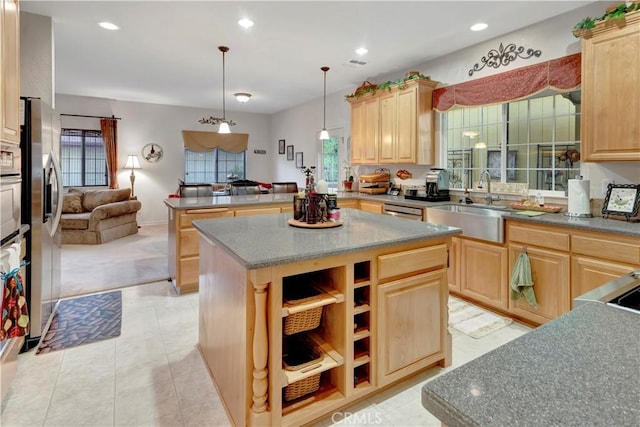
60 212 91 230
62 193 83 213
82 188 131 211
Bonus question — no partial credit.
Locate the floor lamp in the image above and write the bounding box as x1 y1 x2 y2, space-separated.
124 155 141 198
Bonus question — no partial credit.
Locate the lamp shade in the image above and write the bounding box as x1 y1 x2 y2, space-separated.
218 122 231 134
319 129 330 140
125 155 141 169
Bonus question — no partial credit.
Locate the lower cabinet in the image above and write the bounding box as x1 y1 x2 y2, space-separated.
358 200 383 214
508 243 571 324
447 237 460 293
377 269 445 386
571 256 637 304
459 239 508 310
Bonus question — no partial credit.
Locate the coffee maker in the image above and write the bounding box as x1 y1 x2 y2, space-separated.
425 168 450 201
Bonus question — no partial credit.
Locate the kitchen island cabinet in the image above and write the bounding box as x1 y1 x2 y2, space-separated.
193 209 460 426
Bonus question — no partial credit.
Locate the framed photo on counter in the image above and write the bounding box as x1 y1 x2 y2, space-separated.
602 183 640 219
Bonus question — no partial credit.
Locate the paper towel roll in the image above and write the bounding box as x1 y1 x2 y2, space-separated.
568 179 590 215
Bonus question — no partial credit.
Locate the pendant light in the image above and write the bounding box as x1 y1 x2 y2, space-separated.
199 45 236 133
319 66 330 140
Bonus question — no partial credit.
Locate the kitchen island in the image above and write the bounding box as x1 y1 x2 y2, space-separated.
192 209 461 426
421 302 640 426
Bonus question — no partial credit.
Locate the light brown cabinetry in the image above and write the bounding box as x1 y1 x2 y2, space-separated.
198 234 451 426
348 79 438 165
507 222 571 324
447 237 460 293
350 97 379 164
580 11 640 161
570 230 640 304
460 239 508 311
0 0 20 144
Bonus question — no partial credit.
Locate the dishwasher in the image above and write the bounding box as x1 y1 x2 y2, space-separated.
382 203 424 221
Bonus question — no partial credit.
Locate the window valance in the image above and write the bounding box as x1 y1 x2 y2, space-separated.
433 53 581 112
182 130 249 153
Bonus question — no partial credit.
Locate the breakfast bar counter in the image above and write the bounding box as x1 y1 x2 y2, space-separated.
421 302 640 426
192 209 460 426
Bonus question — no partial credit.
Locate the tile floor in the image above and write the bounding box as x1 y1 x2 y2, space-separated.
1 281 531 427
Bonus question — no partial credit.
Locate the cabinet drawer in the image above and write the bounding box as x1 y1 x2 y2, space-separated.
180 208 233 227
179 257 199 286
378 244 447 280
234 207 281 217
507 223 569 251
572 233 640 265
179 228 201 257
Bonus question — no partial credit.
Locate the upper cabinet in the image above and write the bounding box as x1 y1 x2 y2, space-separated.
348 79 439 165
1 0 20 145
580 11 640 162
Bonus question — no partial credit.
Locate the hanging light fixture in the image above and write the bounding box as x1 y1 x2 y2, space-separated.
319 66 330 140
199 45 235 133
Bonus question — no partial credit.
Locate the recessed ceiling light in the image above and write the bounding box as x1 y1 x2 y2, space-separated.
98 22 119 30
470 23 488 32
355 47 368 55
238 18 254 29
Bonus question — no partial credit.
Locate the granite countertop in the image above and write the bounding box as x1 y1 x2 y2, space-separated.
192 208 461 269
164 193 640 237
421 302 640 427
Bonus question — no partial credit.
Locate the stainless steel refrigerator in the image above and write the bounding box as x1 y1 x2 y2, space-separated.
20 97 63 351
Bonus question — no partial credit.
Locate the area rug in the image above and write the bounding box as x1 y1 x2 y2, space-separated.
36 291 122 354
448 297 513 339
61 223 169 298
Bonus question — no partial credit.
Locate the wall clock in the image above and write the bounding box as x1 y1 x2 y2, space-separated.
142 143 163 163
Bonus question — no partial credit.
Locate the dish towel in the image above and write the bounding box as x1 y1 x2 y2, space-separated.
0 242 30 341
510 250 538 308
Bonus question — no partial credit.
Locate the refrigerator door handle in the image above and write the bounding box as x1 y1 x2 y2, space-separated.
45 151 64 237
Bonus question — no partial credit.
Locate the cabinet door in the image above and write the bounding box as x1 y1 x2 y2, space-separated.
571 256 637 305
396 87 417 163
377 270 445 385
361 98 379 164
460 239 508 310
378 92 396 164
350 101 365 164
0 0 20 144
508 244 570 325
581 15 640 161
447 237 460 293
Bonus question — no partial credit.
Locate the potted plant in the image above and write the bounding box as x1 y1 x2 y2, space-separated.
343 162 355 191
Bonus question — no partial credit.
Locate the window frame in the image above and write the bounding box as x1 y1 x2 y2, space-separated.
60 128 108 188
183 148 247 184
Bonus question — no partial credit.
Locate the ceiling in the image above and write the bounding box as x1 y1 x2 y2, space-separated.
20 1 596 115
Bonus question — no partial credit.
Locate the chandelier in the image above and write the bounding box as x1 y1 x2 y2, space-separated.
199 46 235 133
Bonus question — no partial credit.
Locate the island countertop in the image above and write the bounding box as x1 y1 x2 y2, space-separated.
421 302 640 427
192 208 461 269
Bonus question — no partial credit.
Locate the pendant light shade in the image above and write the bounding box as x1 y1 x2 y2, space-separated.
319 66 330 140
198 45 237 133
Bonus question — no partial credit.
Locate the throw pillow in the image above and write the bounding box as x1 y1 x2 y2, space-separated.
62 193 83 213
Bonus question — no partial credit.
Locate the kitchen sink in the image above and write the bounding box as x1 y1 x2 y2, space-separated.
426 204 510 243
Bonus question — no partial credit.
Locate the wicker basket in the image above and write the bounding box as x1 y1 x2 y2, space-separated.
283 284 324 335
283 306 323 335
284 373 321 401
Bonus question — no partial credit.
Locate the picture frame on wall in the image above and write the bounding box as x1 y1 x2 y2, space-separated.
295 152 303 168
602 183 640 219
286 145 294 161
278 139 285 154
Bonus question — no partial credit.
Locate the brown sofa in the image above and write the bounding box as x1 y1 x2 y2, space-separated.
60 188 141 244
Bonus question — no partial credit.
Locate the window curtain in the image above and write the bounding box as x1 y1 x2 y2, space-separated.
182 130 249 153
100 117 119 189
433 53 581 112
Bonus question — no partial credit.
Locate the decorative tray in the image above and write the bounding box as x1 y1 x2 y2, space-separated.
288 218 343 228
510 202 563 213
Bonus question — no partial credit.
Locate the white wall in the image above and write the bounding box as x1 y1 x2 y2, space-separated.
270 1 639 196
56 95 271 224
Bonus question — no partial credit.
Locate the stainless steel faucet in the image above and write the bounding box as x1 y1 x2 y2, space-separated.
478 170 495 205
